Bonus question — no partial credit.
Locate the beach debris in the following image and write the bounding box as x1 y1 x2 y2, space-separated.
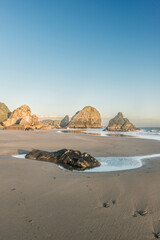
25 149 101 171
155 232 160 238
103 202 110 208
137 210 148 216
25 127 34 131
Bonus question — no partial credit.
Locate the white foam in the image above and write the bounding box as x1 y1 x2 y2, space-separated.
12 154 26 159
82 128 160 141
59 128 160 141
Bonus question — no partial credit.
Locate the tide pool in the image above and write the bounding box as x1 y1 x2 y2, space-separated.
12 154 160 172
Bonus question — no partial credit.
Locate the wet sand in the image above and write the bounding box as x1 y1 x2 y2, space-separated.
0 130 160 240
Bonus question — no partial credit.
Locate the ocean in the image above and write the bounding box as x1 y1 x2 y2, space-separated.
82 127 160 141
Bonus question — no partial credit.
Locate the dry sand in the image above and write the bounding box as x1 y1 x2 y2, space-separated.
0 129 160 240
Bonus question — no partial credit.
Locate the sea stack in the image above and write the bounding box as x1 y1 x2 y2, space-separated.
67 106 101 128
3 104 40 129
0 102 10 123
104 112 139 132
60 115 69 128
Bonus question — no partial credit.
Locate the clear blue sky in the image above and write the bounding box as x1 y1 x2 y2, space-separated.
0 0 160 126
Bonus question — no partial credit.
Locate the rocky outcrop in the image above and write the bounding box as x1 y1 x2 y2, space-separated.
0 102 10 123
26 149 101 170
52 120 61 128
40 119 61 129
60 115 69 128
67 106 101 128
104 112 139 132
40 119 54 125
3 105 39 128
39 125 52 130
4 124 25 130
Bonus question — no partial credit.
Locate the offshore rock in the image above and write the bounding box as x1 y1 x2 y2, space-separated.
60 115 69 128
67 106 101 128
3 105 39 128
104 112 139 132
0 102 10 123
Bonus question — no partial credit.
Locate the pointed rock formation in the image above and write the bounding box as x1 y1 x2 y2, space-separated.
104 112 139 132
67 106 101 128
0 102 10 123
60 115 69 128
3 105 39 128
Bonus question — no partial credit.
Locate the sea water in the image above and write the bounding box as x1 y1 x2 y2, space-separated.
12 153 160 172
84 154 160 172
79 127 160 141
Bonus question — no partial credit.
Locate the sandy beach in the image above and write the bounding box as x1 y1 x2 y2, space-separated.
1 130 160 240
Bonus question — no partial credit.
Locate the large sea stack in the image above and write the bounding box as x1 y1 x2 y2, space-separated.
0 102 10 123
3 105 40 129
104 112 139 132
25 149 101 170
67 106 101 128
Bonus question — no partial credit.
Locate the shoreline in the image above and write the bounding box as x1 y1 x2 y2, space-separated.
1 129 160 156
59 127 160 142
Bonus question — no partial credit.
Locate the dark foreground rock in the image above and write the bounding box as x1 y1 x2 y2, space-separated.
25 149 101 170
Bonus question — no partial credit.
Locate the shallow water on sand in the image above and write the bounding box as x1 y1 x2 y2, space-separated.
58 127 160 141
84 154 160 172
12 154 160 172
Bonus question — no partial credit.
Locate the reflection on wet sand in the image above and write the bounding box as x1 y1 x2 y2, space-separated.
107 134 134 137
61 130 134 138
61 130 100 136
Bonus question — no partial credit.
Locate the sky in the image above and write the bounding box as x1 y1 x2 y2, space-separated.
0 0 160 126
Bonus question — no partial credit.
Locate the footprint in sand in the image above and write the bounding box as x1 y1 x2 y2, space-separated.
103 200 116 208
154 232 160 238
133 209 148 217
